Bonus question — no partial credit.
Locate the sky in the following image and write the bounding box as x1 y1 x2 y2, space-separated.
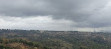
0 0 111 32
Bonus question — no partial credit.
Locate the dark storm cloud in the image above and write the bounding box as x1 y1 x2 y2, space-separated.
0 0 110 28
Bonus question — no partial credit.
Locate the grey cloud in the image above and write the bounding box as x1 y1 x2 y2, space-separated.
0 0 110 28
0 0 107 18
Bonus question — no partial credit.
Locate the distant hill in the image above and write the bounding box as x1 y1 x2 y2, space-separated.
0 29 111 49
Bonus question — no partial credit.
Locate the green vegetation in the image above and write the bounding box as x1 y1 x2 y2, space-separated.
0 29 111 49
0 38 49 49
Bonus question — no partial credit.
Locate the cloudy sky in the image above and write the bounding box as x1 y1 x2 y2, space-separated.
0 0 111 32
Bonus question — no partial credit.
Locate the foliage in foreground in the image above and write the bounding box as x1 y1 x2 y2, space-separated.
0 38 49 49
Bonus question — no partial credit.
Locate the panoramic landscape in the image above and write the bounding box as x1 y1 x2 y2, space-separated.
0 0 111 49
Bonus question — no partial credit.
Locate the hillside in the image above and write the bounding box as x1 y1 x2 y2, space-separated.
0 38 49 49
0 29 111 49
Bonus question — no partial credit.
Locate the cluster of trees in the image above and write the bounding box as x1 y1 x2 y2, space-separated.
0 38 49 49
0 29 111 49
